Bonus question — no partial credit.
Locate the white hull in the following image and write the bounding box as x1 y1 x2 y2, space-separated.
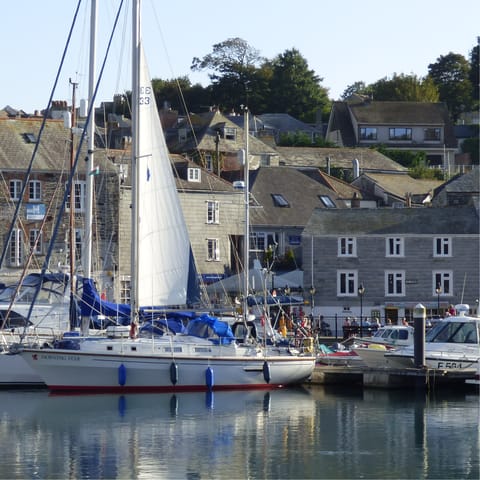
351 346 394 369
20 336 315 392
0 352 44 387
384 349 479 371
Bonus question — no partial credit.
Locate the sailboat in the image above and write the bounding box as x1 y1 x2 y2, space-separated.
19 0 315 393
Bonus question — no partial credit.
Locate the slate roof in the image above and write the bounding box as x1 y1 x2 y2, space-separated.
297 168 364 200
274 146 407 172
167 111 278 157
249 166 347 227
356 173 443 198
328 101 457 148
433 169 480 195
0 117 118 175
304 205 479 236
172 155 237 192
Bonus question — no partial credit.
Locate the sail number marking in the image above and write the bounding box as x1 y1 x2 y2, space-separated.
139 85 152 105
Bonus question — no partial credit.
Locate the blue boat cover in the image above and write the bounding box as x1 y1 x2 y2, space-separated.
185 314 235 344
80 278 131 320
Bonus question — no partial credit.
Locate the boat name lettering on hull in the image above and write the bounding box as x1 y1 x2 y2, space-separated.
436 361 470 369
39 354 80 362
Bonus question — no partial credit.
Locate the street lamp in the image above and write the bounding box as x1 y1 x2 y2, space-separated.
435 283 442 315
358 283 365 336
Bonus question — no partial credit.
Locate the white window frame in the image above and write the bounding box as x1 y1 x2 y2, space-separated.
66 181 86 213
223 127 236 141
10 179 22 201
29 180 41 202
29 228 42 255
120 276 131 304
433 271 453 296
250 232 279 253
337 270 357 296
9 228 23 266
338 237 356 257
206 200 219 224
386 237 404 257
433 237 451 257
385 270 405 296
187 167 201 182
207 238 220 261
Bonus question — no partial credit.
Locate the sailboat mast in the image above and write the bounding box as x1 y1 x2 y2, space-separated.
83 0 97 279
242 107 250 320
69 78 78 330
130 0 141 323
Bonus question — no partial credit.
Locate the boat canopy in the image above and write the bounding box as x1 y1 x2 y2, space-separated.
185 314 235 344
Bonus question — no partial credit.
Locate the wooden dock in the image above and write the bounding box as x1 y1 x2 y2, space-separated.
310 364 478 390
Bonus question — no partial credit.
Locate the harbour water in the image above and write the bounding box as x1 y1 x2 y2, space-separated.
0 385 478 479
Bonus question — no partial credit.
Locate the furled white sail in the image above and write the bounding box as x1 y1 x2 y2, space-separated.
135 45 190 307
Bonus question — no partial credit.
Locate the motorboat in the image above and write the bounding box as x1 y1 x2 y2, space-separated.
351 325 414 368
384 305 479 372
0 273 71 333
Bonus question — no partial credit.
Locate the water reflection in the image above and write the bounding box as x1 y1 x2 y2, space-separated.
0 386 477 479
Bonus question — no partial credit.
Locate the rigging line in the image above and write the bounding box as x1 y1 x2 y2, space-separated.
147 1 203 168
0 0 84 270
26 0 126 323
2 176 65 331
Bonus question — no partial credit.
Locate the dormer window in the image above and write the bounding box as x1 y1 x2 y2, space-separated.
271 194 289 207
188 167 201 182
223 127 236 141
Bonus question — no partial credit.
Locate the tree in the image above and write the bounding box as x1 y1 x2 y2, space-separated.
151 76 213 114
265 48 330 123
428 52 473 120
368 73 439 102
191 38 265 111
341 81 370 100
469 44 479 107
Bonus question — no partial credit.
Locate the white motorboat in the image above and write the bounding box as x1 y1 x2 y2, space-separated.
19 0 315 393
351 325 414 368
0 273 71 332
384 305 479 372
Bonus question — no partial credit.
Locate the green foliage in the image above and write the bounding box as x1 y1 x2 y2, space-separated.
145 38 479 123
461 135 479 165
469 45 479 106
368 73 439 102
265 48 330 123
428 52 473 120
278 132 335 147
374 145 427 169
409 164 444 180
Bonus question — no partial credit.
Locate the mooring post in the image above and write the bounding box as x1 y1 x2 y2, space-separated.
413 303 426 368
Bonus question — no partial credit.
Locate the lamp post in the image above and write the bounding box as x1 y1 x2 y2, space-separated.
309 286 316 326
435 283 442 315
358 283 365 336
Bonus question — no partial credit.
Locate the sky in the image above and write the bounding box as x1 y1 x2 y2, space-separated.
2 0 479 114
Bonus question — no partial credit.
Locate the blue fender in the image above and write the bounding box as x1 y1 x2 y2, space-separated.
170 362 178 385
205 366 214 390
263 361 271 383
118 364 127 386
